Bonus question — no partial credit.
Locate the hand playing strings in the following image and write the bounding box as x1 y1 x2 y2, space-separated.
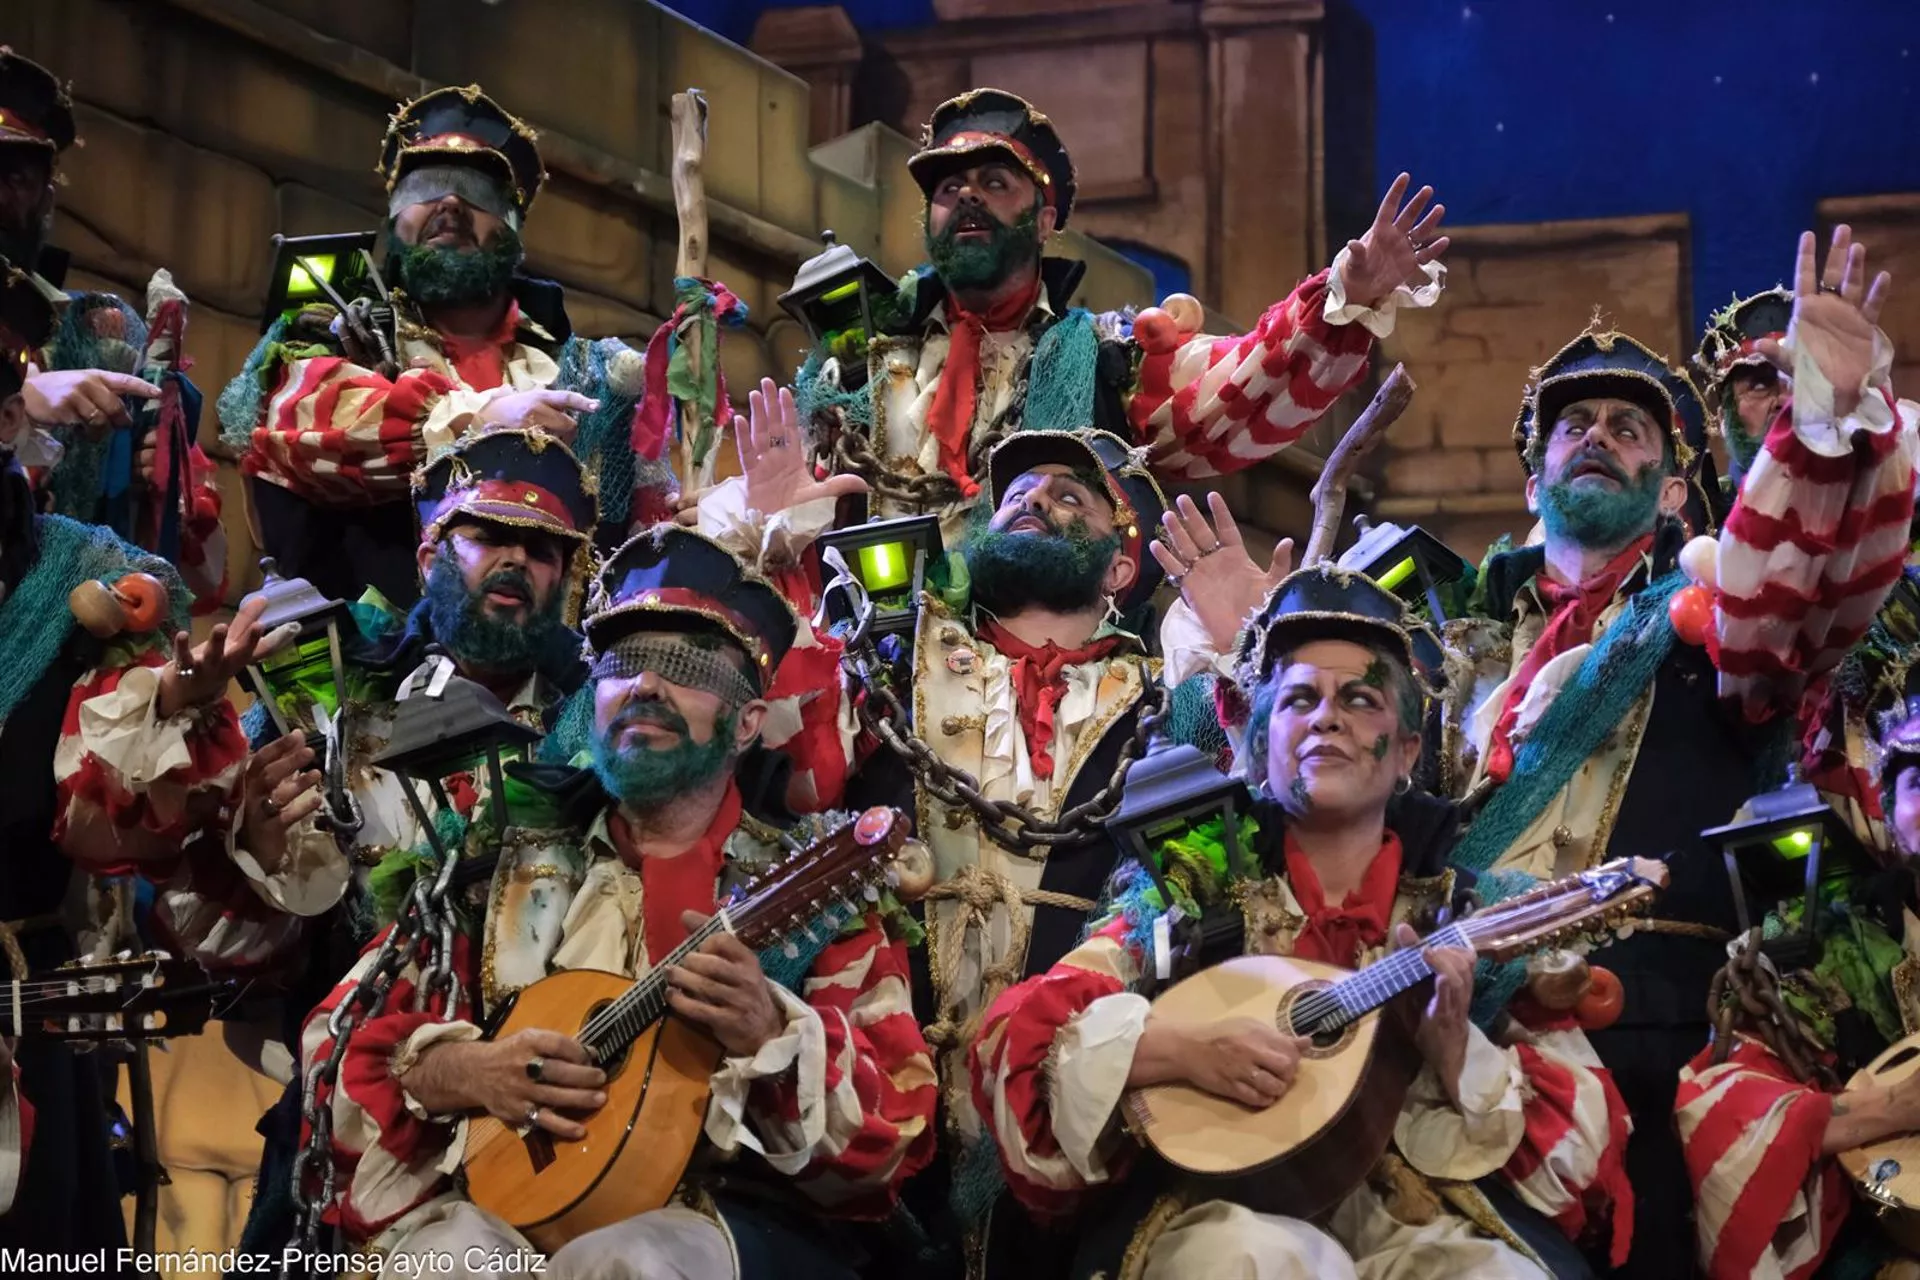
1397 921 1474 1105
667 910 786 1058
400 1029 607 1142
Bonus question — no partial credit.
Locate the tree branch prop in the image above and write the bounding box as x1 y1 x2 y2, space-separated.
670 89 713 490
1303 363 1416 566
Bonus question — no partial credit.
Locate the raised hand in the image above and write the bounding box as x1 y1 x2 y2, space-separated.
1756 226 1893 419
476 388 599 443
23 369 161 437
157 595 269 720
1397 921 1473 1105
1151 492 1294 654
667 909 787 1057
239 730 325 875
1339 173 1450 310
733 377 869 517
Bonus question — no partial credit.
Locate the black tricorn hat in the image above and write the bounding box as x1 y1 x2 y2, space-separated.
986 428 1170 611
908 88 1077 230
1695 287 1793 403
413 427 598 547
380 85 546 214
0 260 55 396
1513 327 1707 479
0 48 76 155
1235 563 1446 696
583 526 798 692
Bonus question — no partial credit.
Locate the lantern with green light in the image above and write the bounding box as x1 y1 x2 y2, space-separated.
259 231 385 332
1703 766 1867 971
777 231 898 344
1338 517 1472 625
817 514 944 640
241 558 364 835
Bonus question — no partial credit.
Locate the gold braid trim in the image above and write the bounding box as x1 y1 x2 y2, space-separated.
1434 1182 1548 1271
1113 1191 1193 1280
0 922 28 982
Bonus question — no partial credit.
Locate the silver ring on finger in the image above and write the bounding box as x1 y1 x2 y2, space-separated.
1819 283 1842 295
1195 541 1224 559
526 1104 541 1129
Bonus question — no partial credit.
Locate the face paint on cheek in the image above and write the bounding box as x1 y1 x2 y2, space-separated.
1361 660 1388 690
1288 775 1313 813
1371 733 1391 761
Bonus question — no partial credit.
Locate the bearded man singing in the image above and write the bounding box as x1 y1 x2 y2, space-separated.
222 84 669 605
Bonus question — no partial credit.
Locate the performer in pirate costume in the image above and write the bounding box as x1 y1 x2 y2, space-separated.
296 526 935 1278
1694 286 1795 499
1673 660 1920 1280
1152 224 1918 1278
220 84 677 606
790 87 1448 540
0 47 226 610
970 565 1631 1279
0 262 258 1264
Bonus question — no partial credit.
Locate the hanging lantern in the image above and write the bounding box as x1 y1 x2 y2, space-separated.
818 514 944 640
777 230 898 344
1340 518 1472 625
260 231 385 332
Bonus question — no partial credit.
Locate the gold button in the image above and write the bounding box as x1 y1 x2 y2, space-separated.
940 716 966 735
1107 660 1130 679
939 626 964 647
1552 825 1573 849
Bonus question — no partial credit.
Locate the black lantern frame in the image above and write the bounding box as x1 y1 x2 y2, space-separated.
260 231 387 333
1345 518 1472 625
818 514 944 641
777 230 898 344
1703 769 1867 971
242 558 363 836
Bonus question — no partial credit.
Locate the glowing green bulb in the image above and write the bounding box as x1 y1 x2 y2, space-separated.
1769 828 1816 859
1373 555 1418 593
858 540 910 592
287 254 338 300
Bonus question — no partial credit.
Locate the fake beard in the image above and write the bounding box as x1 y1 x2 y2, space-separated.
386 223 524 308
422 550 566 673
962 504 1122 615
926 204 1042 293
1539 454 1666 550
591 705 737 811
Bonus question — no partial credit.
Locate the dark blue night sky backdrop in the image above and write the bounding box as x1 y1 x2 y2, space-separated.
662 0 1920 331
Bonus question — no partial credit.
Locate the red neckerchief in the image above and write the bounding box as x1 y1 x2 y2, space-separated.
977 617 1127 781
438 300 523 391
925 276 1043 496
606 782 743 967
1283 830 1404 968
1484 536 1652 782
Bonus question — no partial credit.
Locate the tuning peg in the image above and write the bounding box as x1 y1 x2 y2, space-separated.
782 940 800 959
863 884 881 902
884 868 900 888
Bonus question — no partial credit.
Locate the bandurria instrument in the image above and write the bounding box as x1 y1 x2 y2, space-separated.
1840 1033 1920 1251
1124 856 1668 1218
462 807 912 1252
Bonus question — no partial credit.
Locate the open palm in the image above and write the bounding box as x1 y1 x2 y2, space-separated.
1151 492 1294 654
734 377 868 516
1340 172 1450 310
1756 226 1892 419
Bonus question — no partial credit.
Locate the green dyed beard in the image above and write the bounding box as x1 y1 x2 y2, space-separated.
1539 455 1666 551
423 548 565 673
591 705 736 811
926 204 1042 294
386 223 523 308
1722 400 1765 481
963 503 1122 615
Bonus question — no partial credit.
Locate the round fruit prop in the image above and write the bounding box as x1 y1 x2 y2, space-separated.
1131 307 1180 354
1574 965 1625 1030
1667 583 1713 647
69 572 168 639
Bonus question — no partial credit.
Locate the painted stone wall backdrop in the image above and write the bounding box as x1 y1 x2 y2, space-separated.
14 0 1158 604
1817 196 1920 407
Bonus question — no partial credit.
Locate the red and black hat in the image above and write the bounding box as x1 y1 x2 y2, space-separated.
985 428 1169 611
583 526 799 693
379 85 546 216
1236 562 1446 697
0 259 55 397
1694 287 1793 405
908 88 1076 230
0 48 76 155
414 427 597 547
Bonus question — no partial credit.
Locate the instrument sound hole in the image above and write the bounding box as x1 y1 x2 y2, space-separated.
1277 980 1356 1060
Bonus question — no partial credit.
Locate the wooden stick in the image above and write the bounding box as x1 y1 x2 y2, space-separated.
670 89 713 492
1302 363 1417 566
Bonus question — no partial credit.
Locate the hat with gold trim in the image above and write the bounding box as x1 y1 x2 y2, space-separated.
583 526 798 692
908 88 1076 230
1694 287 1792 407
414 427 596 547
0 49 75 155
1512 327 1706 478
379 84 545 216
0 259 55 397
1236 562 1446 697
986 427 1169 610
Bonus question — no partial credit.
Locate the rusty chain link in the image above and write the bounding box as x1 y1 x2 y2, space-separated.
1707 927 1839 1091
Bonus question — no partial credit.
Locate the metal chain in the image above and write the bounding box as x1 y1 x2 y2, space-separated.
832 569 1164 854
1707 927 1839 1091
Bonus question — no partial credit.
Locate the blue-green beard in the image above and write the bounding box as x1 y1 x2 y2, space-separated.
385 223 523 308
591 706 737 811
423 549 567 673
962 504 1122 615
925 204 1043 294
1539 457 1667 550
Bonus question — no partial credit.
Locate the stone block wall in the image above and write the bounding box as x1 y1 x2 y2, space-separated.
1818 196 1920 407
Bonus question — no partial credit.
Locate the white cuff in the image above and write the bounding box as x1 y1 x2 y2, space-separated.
76 663 200 789
1394 1023 1526 1181
226 804 351 918
420 387 498 458
1159 597 1238 689
1323 251 1446 339
705 984 827 1173
1787 326 1897 453
697 475 839 572
393 1020 484 1122
0 1065 19 1216
1051 993 1151 1181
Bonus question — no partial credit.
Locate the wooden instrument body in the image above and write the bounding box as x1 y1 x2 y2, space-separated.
1840 1031 1920 1253
462 968 723 1253
1124 954 1426 1219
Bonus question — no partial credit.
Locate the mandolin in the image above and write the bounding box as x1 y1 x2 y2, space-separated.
462 807 913 1252
1124 855 1668 1219
1840 1033 1920 1253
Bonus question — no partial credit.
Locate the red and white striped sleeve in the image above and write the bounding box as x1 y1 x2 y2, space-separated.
708 914 936 1217
1674 1038 1848 1280
242 354 459 504
969 920 1148 1219
1127 269 1377 480
51 645 248 876
298 929 478 1243
147 832 313 974
1711 331 1918 722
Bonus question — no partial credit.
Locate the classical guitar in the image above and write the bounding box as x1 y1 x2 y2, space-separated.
2 951 232 1042
462 807 913 1252
1124 855 1668 1219
1840 1033 1920 1252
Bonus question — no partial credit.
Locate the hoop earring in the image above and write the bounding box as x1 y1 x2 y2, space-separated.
1393 775 1412 796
